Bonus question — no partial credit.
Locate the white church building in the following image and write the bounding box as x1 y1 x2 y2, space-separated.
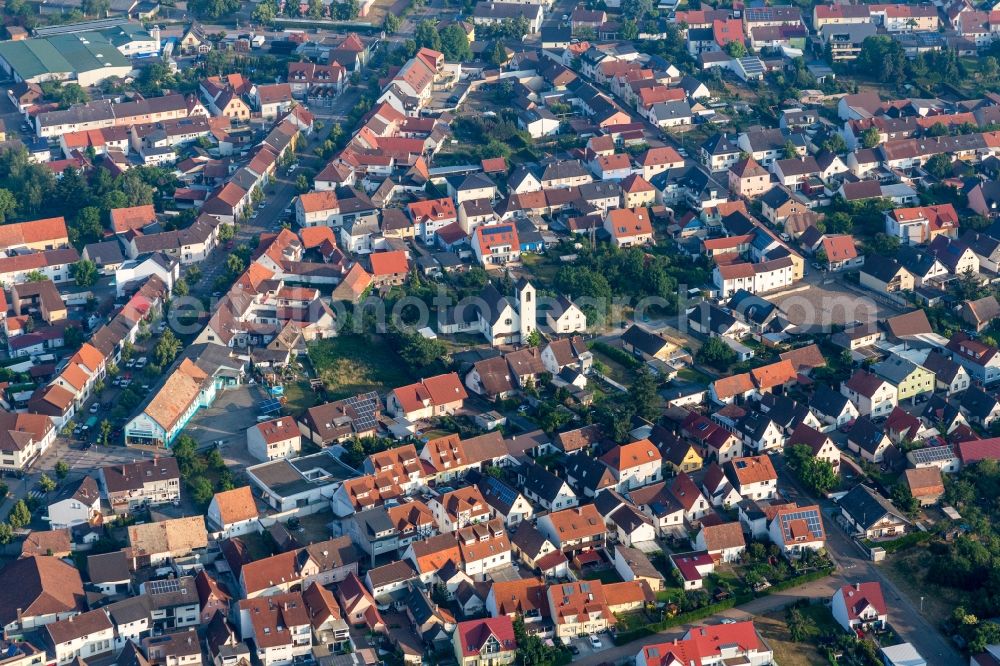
437 278 536 346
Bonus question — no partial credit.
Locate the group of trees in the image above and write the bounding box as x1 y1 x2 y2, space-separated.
593 367 663 442
173 435 237 505
696 337 737 371
553 244 709 324
0 146 176 248
855 36 967 89
386 325 448 373
785 443 838 495
414 20 473 62
39 82 88 109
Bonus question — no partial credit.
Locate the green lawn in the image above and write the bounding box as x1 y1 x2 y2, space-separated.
677 367 713 384
307 335 413 401
282 379 319 416
581 568 624 584
756 605 834 665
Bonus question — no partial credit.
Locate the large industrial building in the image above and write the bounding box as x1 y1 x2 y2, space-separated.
0 23 159 86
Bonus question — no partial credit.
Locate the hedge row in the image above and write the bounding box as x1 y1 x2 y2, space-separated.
866 531 932 554
612 566 835 645
590 341 642 369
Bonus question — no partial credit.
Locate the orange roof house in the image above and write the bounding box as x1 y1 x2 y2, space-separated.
820 234 859 268
331 262 372 303
0 217 69 250
369 250 409 287
750 359 797 391
389 372 467 420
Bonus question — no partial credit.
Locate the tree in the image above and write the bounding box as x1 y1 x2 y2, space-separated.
621 18 639 41
73 207 103 246
822 133 847 154
866 233 900 256
38 474 56 493
190 476 215 505
823 211 853 234
174 278 189 297
786 444 838 495
82 0 109 14
55 460 69 480
724 40 747 58
24 270 46 282
926 153 954 179
0 522 12 545
891 482 919 516
99 419 112 446
226 254 246 277
189 0 240 19
861 126 881 149
308 0 324 18
0 482 8 499
0 188 16 223
629 366 660 421
383 13 401 34
414 20 441 52
295 174 310 193
8 499 30 529
218 224 235 242
252 0 276 23
782 139 798 160
155 329 182 368
983 56 1000 81
488 40 508 67
72 259 98 287
696 336 737 370
439 24 472 62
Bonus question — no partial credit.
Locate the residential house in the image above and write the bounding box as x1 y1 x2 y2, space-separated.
832 582 887 634
838 485 910 539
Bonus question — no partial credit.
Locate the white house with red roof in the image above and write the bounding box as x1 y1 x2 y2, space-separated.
247 417 302 462
832 582 888 634
841 369 898 418
669 551 715 590
885 204 959 246
820 234 862 271
599 439 662 491
387 373 468 421
636 621 773 666
472 223 521 267
453 616 516 666
604 207 653 247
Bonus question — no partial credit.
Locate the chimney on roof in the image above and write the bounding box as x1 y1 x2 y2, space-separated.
855 582 861 590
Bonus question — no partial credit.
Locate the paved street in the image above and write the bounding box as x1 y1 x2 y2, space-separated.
571 458 963 666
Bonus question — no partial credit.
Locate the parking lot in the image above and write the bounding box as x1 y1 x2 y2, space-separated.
184 383 274 467
566 631 614 658
33 438 156 474
770 276 896 330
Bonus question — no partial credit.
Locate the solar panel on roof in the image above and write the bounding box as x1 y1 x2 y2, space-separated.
344 391 379 431
259 398 282 414
780 508 823 539
148 578 181 595
910 446 953 464
483 476 519 506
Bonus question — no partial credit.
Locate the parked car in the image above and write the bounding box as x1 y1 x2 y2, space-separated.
589 636 602 649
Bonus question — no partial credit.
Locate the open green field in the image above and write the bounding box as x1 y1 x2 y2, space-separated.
308 335 413 400
756 603 839 665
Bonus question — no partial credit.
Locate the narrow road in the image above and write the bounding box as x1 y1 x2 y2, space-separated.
573 458 963 666
775 456 964 664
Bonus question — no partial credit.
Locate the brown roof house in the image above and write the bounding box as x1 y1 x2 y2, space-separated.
0 555 86 633
99 458 181 514
960 295 1000 332
239 536 360 599
126 515 209 567
693 521 746 563
902 467 945 506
